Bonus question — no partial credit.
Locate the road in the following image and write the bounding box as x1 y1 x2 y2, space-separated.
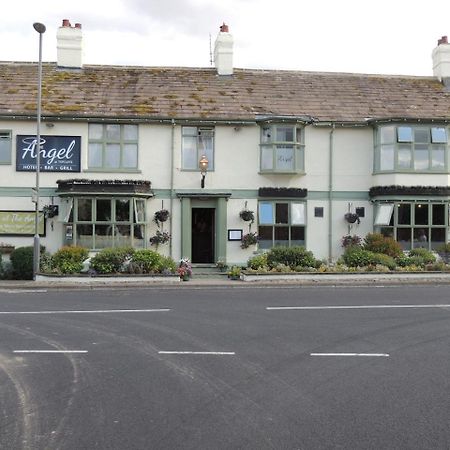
0 284 449 449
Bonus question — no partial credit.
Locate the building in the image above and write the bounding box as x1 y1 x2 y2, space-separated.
0 21 449 265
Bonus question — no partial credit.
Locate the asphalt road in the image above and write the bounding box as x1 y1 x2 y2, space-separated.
0 285 449 450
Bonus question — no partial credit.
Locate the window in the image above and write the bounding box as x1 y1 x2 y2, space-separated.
375 125 449 172
0 130 12 164
88 124 138 170
314 207 324 218
260 124 304 173
374 201 448 251
182 127 214 170
64 197 146 249
258 201 305 249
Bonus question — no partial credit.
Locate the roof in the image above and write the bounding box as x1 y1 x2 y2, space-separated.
0 62 449 123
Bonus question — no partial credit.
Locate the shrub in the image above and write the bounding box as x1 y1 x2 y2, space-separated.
51 246 89 274
408 248 436 264
371 253 396 270
129 249 162 274
342 246 375 268
157 255 177 274
247 253 268 270
363 233 402 258
266 246 319 270
395 254 415 268
10 246 38 279
90 247 135 274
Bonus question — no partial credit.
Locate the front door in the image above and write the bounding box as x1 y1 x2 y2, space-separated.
191 208 215 263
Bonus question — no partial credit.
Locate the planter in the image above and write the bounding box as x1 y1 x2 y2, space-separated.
344 213 360 224
239 210 254 222
0 246 15 254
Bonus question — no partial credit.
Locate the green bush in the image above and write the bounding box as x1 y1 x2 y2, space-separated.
371 253 396 270
247 253 268 270
363 233 402 258
157 255 177 274
395 254 415 267
51 245 89 274
129 249 162 274
408 248 436 264
342 246 375 268
90 247 135 274
10 246 35 279
266 246 319 270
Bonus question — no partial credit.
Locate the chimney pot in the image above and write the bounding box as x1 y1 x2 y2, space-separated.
75 23 82 29
438 36 448 45
220 23 229 33
62 19 71 27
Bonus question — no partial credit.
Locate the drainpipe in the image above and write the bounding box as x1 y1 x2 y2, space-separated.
169 119 175 258
328 124 335 263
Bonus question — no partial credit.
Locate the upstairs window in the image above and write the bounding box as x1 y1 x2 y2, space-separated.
182 127 214 170
88 124 138 170
375 125 448 172
260 125 304 173
0 130 12 164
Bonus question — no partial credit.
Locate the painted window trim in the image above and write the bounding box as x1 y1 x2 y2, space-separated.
181 126 215 171
374 124 449 173
0 130 12 164
88 124 139 171
259 124 305 174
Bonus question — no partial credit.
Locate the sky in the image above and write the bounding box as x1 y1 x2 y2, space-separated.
2 0 450 76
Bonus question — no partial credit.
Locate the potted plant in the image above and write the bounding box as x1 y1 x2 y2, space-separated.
43 205 59 218
241 232 258 249
344 212 360 224
154 209 170 226
178 257 192 281
341 235 362 248
215 259 227 272
0 242 15 254
239 209 255 222
149 230 170 246
227 266 241 280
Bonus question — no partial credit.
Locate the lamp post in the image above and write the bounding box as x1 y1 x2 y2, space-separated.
33 22 46 280
199 155 209 188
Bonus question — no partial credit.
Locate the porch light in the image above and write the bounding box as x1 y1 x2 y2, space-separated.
199 155 209 188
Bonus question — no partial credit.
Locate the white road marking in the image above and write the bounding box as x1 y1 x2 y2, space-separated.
13 350 88 354
311 353 389 357
267 304 450 310
0 308 171 315
158 351 235 355
6 289 48 293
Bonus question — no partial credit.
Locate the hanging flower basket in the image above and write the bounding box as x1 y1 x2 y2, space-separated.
239 209 255 222
241 232 258 249
154 209 170 225
43 205 59 219
149 230 170 246
344 212 360 224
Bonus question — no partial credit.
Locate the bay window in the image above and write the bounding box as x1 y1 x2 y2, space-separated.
260 125 304 173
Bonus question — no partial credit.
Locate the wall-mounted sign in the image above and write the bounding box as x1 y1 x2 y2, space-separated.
228 229 243 241
0 211 45 236
16 135 81 172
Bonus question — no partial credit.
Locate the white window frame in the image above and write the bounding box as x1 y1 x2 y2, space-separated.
0 130 12 164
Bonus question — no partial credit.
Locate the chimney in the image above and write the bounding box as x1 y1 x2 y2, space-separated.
432 35 450 83
56 19 83 68
214 23 233 76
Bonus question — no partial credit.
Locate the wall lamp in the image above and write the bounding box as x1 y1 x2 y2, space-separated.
199 155 209 189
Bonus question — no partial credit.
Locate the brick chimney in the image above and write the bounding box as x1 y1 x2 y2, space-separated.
214 23 233 76
432 35 450 83
56 19 83 68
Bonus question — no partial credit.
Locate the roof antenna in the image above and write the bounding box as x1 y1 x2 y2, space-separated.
209 33 213 66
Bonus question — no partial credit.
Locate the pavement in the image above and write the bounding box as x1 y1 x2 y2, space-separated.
2 271 450 290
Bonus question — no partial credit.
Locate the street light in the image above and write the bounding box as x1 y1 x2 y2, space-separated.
199 155 209 188
33 22 46 280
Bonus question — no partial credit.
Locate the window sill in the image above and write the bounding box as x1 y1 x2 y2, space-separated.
84 169 142 174
259 171 305 175
373 170 450 175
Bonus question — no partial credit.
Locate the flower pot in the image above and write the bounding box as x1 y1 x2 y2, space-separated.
182 274 190 281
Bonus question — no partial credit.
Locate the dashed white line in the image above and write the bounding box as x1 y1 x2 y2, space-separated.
158 351 235 355
311 353 389 357
267 304 450 311
13 350 88 354
0 308 171 315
